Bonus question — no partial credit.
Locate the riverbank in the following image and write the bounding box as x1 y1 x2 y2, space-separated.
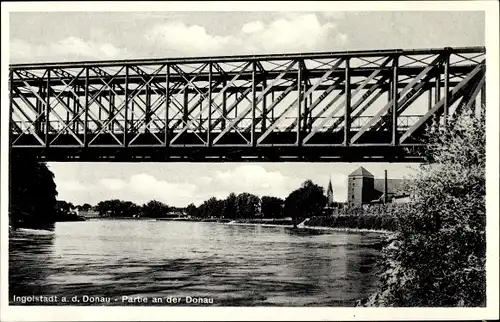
157 217 390 234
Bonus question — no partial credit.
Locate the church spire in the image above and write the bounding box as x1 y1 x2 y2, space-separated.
327 176 334 205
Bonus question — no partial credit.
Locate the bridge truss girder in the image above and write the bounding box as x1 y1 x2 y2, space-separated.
9 47 486 162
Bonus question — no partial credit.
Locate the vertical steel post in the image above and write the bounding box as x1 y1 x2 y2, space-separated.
45 69 51 148
271 90 275 122
74 85 79 134
98 95 102 121
251 61 257 147
303 84 308 133
388 79 392 104
83 67 89 147
165 64 170 147
428 86 433 111
36 84 42 135
130 95 134 132
392 56 399 146
262 79 267 132
123 66 129 147
343 58 351 146
66 92 70 125
435 65 441 104
9 70 13 145
183 85 188 125
108 85 113 132
297 60 303 146
308 92 313 131
443 53 450 129
145 82 151 133
73 85 78 133
207 63 212 147
222 80 227 131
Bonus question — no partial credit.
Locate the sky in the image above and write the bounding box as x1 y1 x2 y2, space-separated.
9 10 485 207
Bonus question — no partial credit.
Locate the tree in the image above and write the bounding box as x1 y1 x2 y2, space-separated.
235 193 260 218
222 193 238 219
56 200 74 213
186 203 198 217
141 200 169 218
284 180 327 227
9 157 58 228
368 111 486 307
202 197 224 218
261 196 284 218
79 203 92 212
95 199 138 217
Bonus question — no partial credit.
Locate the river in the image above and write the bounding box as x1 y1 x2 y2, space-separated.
9 220 382 306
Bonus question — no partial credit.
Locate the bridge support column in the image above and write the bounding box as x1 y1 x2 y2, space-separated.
296 60 303 147
83 67 89 148
222 80 227 130
392 56 399 146
434 64 441 130
443 53 450 129
262 78 267 132
123 66 129 147
9 70 13 145
251 61 257 147
45 69 50 148
207 63 212 147
36 84 43 137
183 87 188 126
145 83 151 133
343 58 351 146
165 65 170 148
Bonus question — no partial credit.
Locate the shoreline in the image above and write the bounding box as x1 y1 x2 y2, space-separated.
18 217 392 235
224 221 390 234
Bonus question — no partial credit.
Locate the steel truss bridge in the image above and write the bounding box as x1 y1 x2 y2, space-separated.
9 46 485 162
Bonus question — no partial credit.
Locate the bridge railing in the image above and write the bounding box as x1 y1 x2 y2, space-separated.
11 115 423 134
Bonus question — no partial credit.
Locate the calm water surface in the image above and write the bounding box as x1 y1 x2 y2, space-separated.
9 220 382 306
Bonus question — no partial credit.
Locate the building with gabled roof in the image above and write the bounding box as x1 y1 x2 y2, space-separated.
347 167 409 207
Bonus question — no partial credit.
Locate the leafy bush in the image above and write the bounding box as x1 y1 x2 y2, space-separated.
367 112 486 307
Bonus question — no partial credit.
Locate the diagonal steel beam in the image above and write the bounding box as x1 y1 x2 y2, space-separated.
256 59 343 144
210 87 253 131
284 78 343 132
350 54 444 144
213 61 298 145
88 64 165 143
450 74 485 123
11 100 46 145
173 64 252 135
302 63 391 143
326 74 391 132
400 62 484 142
171 68 248 131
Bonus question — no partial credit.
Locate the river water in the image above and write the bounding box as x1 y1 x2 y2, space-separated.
9 220 382 306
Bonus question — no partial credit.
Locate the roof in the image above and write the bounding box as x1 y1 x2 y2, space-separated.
374 179 410 195
348 166 374 177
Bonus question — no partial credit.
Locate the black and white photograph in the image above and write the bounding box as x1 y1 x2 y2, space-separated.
1 1 499 321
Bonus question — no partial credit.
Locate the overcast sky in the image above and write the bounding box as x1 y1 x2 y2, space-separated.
9 10 485 207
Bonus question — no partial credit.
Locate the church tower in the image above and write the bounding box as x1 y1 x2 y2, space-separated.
327 177 334 206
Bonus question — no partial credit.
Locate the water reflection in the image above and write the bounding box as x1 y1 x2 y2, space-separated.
9 220 382 306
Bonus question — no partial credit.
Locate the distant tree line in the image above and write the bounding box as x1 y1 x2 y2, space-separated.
184 180 327 227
